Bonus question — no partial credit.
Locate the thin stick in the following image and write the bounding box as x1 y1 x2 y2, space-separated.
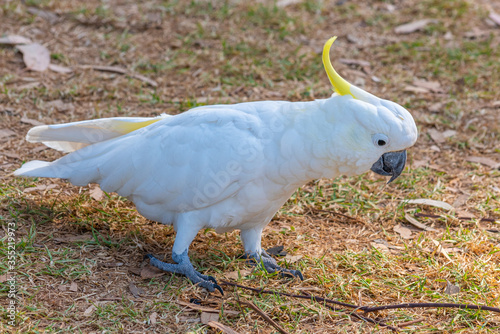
221 280 358 309
239 300 289 334
362 303 500 314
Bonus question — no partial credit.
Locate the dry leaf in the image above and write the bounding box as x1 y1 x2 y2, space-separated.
466 156 500 169
339 58 371 67
431 239 453 262
21 116 45 126
403 85 430 94
395 19 437 34
69 281 78 292
27 7 59 23
45 99 75 112
413 79 443 93
17 43 51 72
90 186 104 201
371 242 390 253
284 254 303 263
201 311 219 325
452 194 470 208
140 265 166 279
428 128 456 144
394 224 412 239
0 35 32 45
207 321 240 334
129 282 143 298
444 281 460 295
406 199 454 211
405 213 437 231
83 305 96 317
276 0 303 7
49 64 73 73
0 129 16 139
489 11 500 26
0 274 10 283
226 269 252 280
150 312 157 325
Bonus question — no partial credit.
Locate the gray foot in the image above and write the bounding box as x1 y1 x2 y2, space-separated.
145 251 223 295
245 250 304 280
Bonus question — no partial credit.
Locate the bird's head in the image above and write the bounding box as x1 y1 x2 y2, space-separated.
322 36 418 183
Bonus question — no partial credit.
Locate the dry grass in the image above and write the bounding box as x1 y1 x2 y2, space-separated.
1 0 500 333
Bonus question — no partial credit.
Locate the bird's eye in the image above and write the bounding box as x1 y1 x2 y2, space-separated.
372 134 389 147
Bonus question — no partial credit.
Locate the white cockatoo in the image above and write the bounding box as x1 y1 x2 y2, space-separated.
15 37 417 294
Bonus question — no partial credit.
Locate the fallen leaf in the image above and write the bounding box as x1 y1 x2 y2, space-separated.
1 151 20 159
427 128 456 144
431 239 453 262
129 282 143 298
90 186 104 201
403 85 430 94
452 194 470 208
69 281 78 292
45 99 75 112
140 265 166 279
266 245 287 256
83 305 96 317
489 11 500 26
371 242 390 253
201 311 219 325
284 254 303 263
53 233 93 243
48 64 73 73
226 269 252 280
466 156 500 169
207 321 240 334
27 7 59 23
405 213 437 231
15 82 40 90
413 79 442 93
0 129 16 139
276 0 303 7
395 19 437 34
444 281 460 295
17 43 51 72
0 35 32 45
58 285 67 291
150 312 157 325
394 224 412 239
21 116 45 126
339 58 371 67
406 199 454 211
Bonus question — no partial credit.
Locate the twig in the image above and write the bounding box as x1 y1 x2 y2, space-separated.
414 212 497 222
221 281 500 317
78 65 158 87
238 300 289 334
362 303 500 314
207 320 241 334
312 208 364 223
221 280 358 309
397 318 425 327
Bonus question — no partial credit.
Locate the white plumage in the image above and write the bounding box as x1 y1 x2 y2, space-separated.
15 37 418 293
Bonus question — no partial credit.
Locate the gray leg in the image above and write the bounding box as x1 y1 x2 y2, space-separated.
241 227 304 280
146 220 223 294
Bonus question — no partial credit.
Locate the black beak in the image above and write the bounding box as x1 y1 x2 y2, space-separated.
370 150 407 183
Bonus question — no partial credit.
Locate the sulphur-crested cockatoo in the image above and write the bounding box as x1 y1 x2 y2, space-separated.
15 37 417 294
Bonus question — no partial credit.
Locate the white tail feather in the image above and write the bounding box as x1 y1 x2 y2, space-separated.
26 115 168 153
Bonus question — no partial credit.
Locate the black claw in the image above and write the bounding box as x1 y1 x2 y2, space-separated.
144 254 154 260
296 270 304 281
207 275 218 284
214 284 224 296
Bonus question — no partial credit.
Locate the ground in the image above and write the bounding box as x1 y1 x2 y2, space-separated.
1 0 500 333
